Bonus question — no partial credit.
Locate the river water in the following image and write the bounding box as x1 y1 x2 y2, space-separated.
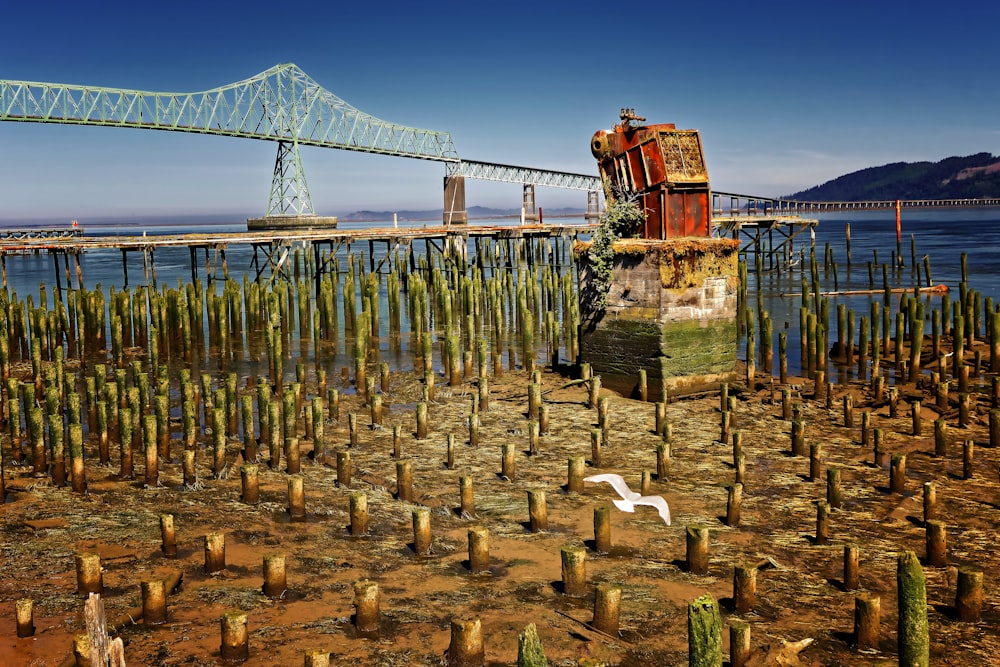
4 207 1000 379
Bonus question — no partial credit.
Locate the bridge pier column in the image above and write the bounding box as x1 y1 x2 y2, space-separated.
522 185 538 223
585 190 602 221
443 175 467 225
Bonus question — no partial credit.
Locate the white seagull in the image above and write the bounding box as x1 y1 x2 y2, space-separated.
583 473 671 525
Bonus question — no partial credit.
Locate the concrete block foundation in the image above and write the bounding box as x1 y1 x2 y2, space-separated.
578 237 740 400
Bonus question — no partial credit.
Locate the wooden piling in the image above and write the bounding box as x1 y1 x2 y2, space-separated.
733 563 757 614
75 553 103 597
15 598 34 638
592 583 621 636
396 460 413 502
468 526 490 574
353 580 380 633
687 594 722 667
890 454 906 494
854 592 880 651
594 505 611 552
205 533 226 573
412 507 431 555
220 610 249 663
897 550 929 667
448 618 484 667
141 579 168 625
262 553 287 598
729 619 750 667
925 520 947 567
527 490 547 532
955 566 983 622
567 456 584 493
350 491 369 535
241 465 259 506
686 525 710 575
560 545 587 597
726 483 742 528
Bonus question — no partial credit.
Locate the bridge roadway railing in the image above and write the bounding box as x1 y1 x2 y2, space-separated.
712 191 1000 216
448 160 601 191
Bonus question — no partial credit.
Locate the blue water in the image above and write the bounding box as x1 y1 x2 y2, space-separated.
4 208 1000 379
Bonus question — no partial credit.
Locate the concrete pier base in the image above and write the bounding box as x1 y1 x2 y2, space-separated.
443 175 468 225
247 215 338 231
578 237 740 400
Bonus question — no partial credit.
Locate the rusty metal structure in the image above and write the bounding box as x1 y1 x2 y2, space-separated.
591 109 711 239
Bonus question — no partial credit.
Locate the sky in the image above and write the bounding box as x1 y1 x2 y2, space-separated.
1 0 998 223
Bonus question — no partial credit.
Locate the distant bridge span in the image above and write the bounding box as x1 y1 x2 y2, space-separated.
1 64 996 224
0 63 601 222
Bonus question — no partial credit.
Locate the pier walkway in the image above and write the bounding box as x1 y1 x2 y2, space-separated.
0 223 598 292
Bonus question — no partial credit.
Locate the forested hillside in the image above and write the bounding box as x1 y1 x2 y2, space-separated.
787 153 1000 201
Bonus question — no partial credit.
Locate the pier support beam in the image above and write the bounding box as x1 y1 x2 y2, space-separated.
443 175 468 225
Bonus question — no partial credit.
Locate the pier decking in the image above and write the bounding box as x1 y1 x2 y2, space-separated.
0 222 599 292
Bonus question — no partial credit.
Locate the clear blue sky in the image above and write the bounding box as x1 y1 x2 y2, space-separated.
1 0 998 223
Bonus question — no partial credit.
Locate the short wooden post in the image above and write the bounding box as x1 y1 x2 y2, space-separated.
448 618 484 667
729 619 750 667
75 553 103 596
733 564 757 613
897 550 929 667
726 483 742 528
854 592 880 651
844 544 860 591
567 456 584 493
396 460 413 501
468 526 490 573
955 566 984 622
594 505 611 552
501 444 515 481
160 514 177 558
141 579 168 625
890 453 906 494
337 451 352 487
560 545 587 597
205 532 226 573
827 466 843 509
15 598 35 638
923 481 937 524
240 465 259 505
815 500 830 544
527 490 547 532
925 520 947 567
350 491 369 535
287 474 305 520
262 553 286 598
412 507 431 555
592 583 621 636
687 594 722 667
686 525 710 575
459 476 476 518
353 579 380 633
220 610 249 663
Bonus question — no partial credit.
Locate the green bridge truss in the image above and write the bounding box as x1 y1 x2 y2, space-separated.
0 63 460 216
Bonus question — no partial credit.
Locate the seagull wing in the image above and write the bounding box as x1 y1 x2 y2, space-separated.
611 498 636 513
583 473 641 501
634 495 671 526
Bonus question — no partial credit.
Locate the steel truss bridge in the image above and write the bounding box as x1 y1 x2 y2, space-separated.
0 63 600 220
1 63 996 223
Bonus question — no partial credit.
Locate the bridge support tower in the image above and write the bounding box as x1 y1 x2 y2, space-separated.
522 185 539 223
443 174 468 225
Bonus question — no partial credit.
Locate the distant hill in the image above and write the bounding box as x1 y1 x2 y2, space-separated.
786 153 1000 201
340 205 585 222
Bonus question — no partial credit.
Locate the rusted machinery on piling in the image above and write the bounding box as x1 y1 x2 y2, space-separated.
591 108 711 239
580 110 738 399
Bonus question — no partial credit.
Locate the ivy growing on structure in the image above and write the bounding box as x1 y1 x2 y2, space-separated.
586 192 646 308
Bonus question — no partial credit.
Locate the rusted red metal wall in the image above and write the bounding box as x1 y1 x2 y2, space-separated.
592 119 711 239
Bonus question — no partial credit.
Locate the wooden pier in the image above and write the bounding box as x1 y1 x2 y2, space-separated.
0 223 598 292
712 215 819 271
